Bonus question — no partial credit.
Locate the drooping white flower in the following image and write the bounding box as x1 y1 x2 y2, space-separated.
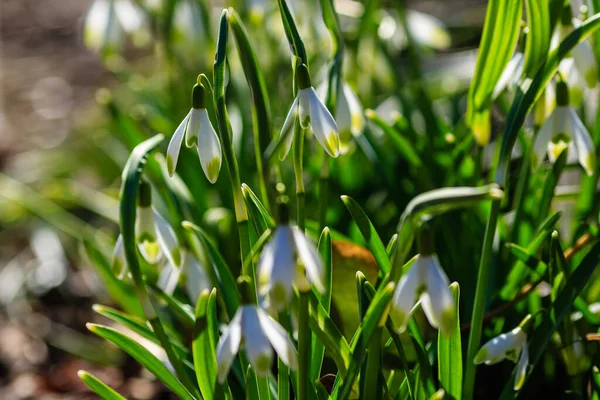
181 250 212 304
317 82 365 154
493 52 524 99
533 80 596 176
279 64 340 160
389 253 455 336
475 316 531 390
83 0 147 54
257 224 325 310
552 9 598 89
166 83 222 183
112 183 182 277
216 305 298 382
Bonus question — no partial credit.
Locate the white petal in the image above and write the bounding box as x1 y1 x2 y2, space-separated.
279 97 299 160
493 52 524 98
533 107 565 166
257 309 298 370
572 39 598 88
84 0 122 52
136 206 162 264
216 310 243 383
185 108 201 148
390 258 423 333
303 88 340 158
182 250 212 304
407 10 451 50
114 0 145 33
298 89 311 129
196 109 222 183
258 227 296 309
166 111 191 176
157 262 181 295
153 209 182 268
568 108 596 175
474 328 522 365
291 227 325 293
423 255 455 335
514 341 529 390
342 84 365 137
241 307 273 377
111 234 127 278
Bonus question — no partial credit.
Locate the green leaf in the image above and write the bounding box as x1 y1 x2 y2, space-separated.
87 324 196 400
78 370 126 400
311 228 333 382
193 289 222 400
466 0 522 145
365 110 423 168
92 304 189 360
499 240 600 398
437 282 462 400
341 196 390 275
276 0 307 63
522 0 551 78
227 9 272 209
496 13 600 185
183 221 239 319
242 183 276 234
147 283 196 327
536 150 567 224
333 282 395 399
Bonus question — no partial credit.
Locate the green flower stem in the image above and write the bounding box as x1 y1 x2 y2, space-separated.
318 158 330 232
294 123 306 232
214 10 255 299
278 311 291 400
298 291 311 400
463 198 501 400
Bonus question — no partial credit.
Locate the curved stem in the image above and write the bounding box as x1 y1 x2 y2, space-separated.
298 292 311 400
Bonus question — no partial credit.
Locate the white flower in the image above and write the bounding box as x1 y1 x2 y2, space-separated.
475 323 529 390
317 82 365 154
166 84 222 183
279 65 340 160
112 185 182 277
83 0 147 54
257 225 325 310
533 82 596 176
378 10 451 51
493 52 524 98
389 254 455 336
181 250 212 304
552 17 598 88
216 305 298 382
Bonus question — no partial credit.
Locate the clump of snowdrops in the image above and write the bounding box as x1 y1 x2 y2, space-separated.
74 0 600 399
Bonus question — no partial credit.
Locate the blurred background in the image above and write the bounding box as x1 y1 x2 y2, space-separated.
0 1 489 398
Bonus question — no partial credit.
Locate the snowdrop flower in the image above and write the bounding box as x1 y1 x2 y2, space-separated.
83 0 147 54
166 82 222 183
378 10 451 51
552 6 598 88
493 52 524 98
317 82 365 154
475 315 532 390
279 64 340 160
533 80 596 176
257 218 325 310
181 250 212 304
112 182 182 277
216 278 298 382
389 230 455 336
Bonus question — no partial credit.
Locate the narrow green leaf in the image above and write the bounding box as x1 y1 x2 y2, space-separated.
147 283 196 327
365 110 422 168
246 366 261 400
466 0 522 145
193 289 222 400
276 0 307 63
341 195 390 274
537 150 567 224
522 0 551 78
333 283 395 399
88 324 196 400
78 370 126 400
242 183 276 234
437 282 462 400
